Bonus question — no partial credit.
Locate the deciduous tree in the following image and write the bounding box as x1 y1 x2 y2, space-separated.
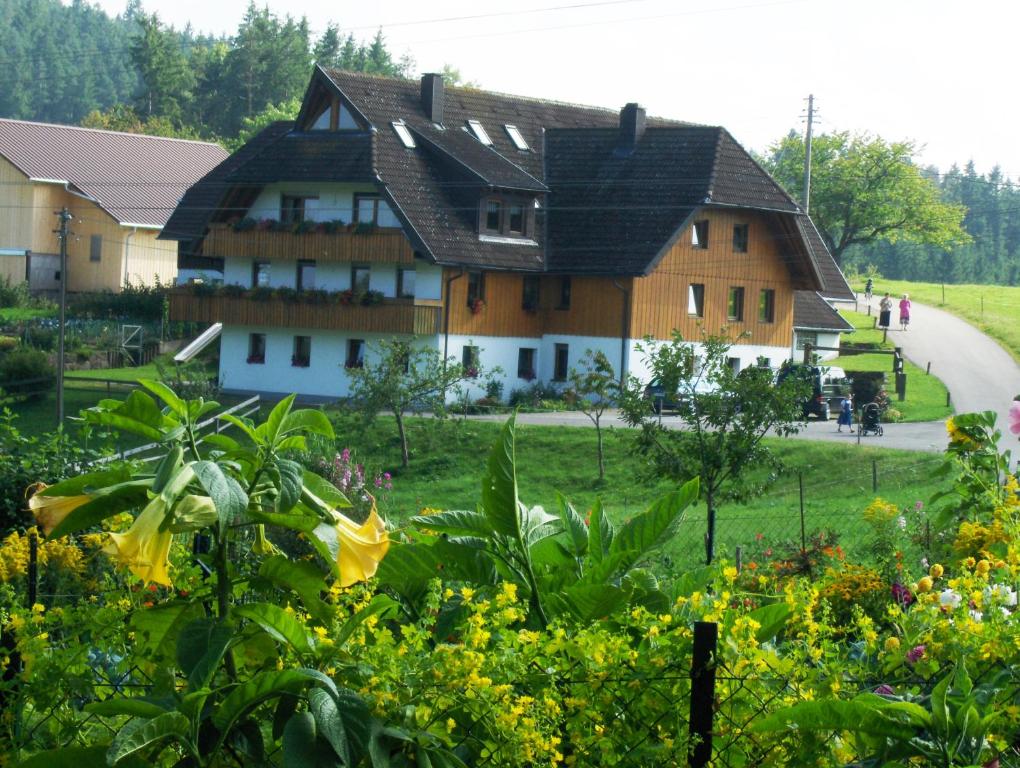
566 350 617 480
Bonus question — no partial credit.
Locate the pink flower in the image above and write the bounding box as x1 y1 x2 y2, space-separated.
1009 401 1020 436
906 645 925 664
874 684 895 696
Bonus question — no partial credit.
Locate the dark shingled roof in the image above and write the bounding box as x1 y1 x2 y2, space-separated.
228 131 375 184
793 291 854 332
795 216 854 300
410 124 547 192
0 118 227 228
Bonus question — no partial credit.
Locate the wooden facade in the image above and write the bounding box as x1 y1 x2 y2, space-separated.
0 155 178 292
203 224 415 264
170 291 441 335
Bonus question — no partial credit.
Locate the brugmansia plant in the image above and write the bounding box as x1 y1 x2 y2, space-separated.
376 413 699 626
23 381 395 767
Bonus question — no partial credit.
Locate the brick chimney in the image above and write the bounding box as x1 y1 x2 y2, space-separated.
619 102 646 151
421 73 445 125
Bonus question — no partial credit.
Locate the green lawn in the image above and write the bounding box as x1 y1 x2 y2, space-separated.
855 278 1020 363
67 361 168 382
834 310 952 422
0 307 55 322
326 416 947 569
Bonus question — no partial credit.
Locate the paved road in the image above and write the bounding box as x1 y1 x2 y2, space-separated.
469 297 1020 454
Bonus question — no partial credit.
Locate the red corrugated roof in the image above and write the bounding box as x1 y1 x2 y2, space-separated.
0 119 228 228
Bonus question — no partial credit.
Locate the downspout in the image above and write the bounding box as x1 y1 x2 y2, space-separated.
122 227 137 288
612 280 631 388
443 267 465 366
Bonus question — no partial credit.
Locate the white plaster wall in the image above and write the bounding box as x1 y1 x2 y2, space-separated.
443 333 545 400
416 261 442 301
539 334 624 385
224 257 251 287
792 331 843 362
248 183 373 222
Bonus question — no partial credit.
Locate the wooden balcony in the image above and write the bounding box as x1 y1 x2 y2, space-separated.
202 223 415 264
170 291 441 335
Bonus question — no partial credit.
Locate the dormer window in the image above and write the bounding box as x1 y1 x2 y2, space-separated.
311 105 331 130
306 97 360 131
391 120 416 148
505 124 529 151
466 119 493 146
479 195 534 238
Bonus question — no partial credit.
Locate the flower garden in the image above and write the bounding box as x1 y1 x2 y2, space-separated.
2 384 1020 766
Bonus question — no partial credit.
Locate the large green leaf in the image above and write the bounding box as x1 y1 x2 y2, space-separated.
274 458 305 514
212 669 320 733
18 746 147 768
235 602 314 656
82 389 168 440
261 394 297 446
48 479 152 540
36 466 134 497
280 408 335 440
409 509 492 538
608 479 698 572
130 602 205 661
481 415 520 538
302 470 352 512
308 687 350 765
107 712 190 764
137 379 186 418
282 711 341 768
259 556 333 622
751 698 928 737
151 445 184 494
555 495 588 557
192 460 248 525
375 539 497 600
177 617 234 691
586 498 613 564
219 412 260 444
557 583 630 622
746 602 792 643
84 698 170 719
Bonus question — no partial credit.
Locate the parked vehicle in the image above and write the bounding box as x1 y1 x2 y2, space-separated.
777 363 830 421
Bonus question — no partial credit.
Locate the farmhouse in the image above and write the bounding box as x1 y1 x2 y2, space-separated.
0 119 227 292
163 67 852 398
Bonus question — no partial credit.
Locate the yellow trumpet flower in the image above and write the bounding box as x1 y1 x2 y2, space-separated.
252 524 279 555
27 484 91 537
333 503 389 587
103 497 173 587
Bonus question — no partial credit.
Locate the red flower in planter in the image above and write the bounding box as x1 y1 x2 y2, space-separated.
470 298 486 315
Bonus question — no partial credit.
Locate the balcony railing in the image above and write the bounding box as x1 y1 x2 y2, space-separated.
202 223 415 264
170 290 441 335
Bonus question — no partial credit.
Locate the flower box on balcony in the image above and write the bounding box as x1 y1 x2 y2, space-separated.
291 356 310 368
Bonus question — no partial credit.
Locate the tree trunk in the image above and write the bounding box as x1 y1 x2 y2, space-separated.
395 409 409 468
596 421 605 480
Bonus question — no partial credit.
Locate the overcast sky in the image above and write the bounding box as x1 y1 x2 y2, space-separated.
91 0 1017 178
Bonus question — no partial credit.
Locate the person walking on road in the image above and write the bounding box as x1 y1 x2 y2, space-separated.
864 277 874 302
899 293 912 331
837 393 854 433
879 293 893 329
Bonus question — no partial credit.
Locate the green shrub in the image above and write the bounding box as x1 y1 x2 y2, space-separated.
0 335 18 352
0 275 31 309
0 346 53 396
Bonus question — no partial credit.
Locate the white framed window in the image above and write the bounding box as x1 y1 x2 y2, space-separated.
466 119 493 146
391 120 416 148
504 124 529 151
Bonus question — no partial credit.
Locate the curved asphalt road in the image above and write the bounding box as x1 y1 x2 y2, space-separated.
469 297 1020 454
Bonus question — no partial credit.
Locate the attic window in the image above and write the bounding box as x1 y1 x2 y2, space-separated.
466 119 493 146
505 124 529 151
391 121 416 148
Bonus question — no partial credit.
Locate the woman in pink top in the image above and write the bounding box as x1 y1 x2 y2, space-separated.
898 294 911 331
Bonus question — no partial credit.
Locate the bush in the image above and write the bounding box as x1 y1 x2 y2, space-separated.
508 380 564 408
0 346 53 395
847 370 885 405
66 281 168 322
0 275 31 309
22 325 57 351
0 335 18 353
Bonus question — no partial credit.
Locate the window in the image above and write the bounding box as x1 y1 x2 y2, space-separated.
758 288 775 323
504 124 529 151
281 195 315 224
247 333 265 364
727 286 745 321
687 283 705 317
484 200 502 232
517 347 537 380
252 261 270 288
522 275 540 311
296 260 316 291
462 345 480 377
310 104 331 130
692 220 709 249
337 103 357 130
553 344 569 382
391 120 416 148
508 203 525 234
557 277 571 310
346 339 365 369
727 357 741 375
89 234 102 262
397 268 416 298
466 119 492 145
733 223 749 253
796 331 818 351
467 271 485 308
354 194 398 227
292 335 311 368
351 264 371 293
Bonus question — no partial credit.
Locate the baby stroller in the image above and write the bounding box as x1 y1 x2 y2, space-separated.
859 402 884 437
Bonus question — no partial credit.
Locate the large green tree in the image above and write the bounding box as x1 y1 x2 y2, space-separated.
762 131 970 265
129 12 195 124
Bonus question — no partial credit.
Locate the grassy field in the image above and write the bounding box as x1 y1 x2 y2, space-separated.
831 310 952 422
856 278 1020 363
0 307 55 322
327 415 947 568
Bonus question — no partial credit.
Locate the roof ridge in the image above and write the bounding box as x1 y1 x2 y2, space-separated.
0 117 225 149
705 127 725 202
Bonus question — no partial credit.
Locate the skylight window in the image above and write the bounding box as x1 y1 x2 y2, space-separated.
391 120 416 148
504 124 529 151
466 119 493 146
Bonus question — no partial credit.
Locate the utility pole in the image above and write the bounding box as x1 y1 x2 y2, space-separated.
54 207 72 425
802 94 815 214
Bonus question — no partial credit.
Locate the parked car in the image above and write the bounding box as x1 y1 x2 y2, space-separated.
777 363 831 421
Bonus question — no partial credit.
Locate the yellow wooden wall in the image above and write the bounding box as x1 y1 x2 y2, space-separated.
630 209 795 344
0 156 34 251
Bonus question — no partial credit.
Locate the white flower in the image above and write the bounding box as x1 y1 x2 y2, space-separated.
939 589 962 609
896 516 907 530
984 584 1018 607
970 609 984 622
921 557 930 569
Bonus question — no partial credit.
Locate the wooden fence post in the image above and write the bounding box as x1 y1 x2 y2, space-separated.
689 621 718 768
